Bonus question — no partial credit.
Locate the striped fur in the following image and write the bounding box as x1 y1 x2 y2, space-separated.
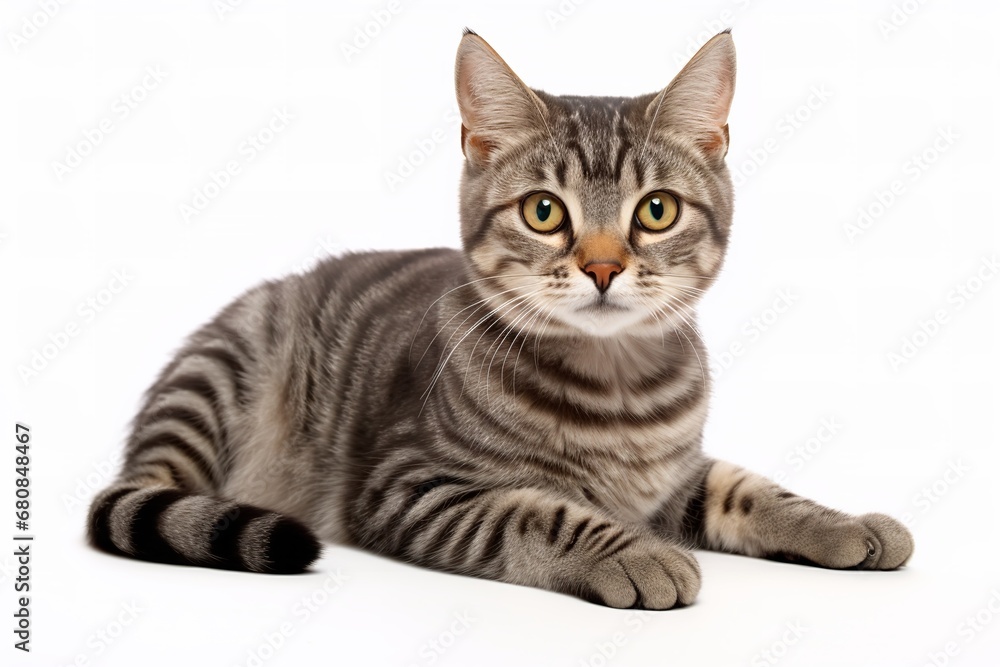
88 31 912 604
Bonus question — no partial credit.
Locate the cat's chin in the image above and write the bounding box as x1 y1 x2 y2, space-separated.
558 305 654 338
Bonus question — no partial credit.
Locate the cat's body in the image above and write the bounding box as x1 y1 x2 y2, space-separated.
89 31 913 608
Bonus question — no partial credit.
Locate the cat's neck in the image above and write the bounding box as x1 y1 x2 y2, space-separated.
539 327 701 386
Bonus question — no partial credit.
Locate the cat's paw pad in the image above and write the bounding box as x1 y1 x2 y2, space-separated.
582 540 700 609
809 514 913 570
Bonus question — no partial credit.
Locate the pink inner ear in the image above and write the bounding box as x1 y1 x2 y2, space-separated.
698 124 729 158
462 127 499 164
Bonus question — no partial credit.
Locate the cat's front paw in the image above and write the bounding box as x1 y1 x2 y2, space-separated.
807 513 913 570
581 538 701 609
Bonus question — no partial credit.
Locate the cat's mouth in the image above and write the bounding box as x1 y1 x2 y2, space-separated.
578 301 628 313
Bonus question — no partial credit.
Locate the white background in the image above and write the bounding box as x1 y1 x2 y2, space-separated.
2 0 999 665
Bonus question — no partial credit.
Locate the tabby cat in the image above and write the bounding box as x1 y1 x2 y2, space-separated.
88 30 913 609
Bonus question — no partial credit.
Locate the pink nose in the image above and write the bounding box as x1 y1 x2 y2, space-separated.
582 262 623 293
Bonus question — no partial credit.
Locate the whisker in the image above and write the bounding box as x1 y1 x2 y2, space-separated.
414 281 538 371
408 273 543 363
420 288 545 415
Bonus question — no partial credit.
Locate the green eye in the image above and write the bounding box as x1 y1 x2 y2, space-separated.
521 192 566 233
634 191 680 231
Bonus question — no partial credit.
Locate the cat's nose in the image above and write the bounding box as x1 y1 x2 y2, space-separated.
581 261 623 293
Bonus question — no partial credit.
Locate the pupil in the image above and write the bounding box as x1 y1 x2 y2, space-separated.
537 200 551 222
649 197 664 220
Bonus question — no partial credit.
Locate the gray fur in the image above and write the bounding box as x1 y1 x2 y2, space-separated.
87 30 912 606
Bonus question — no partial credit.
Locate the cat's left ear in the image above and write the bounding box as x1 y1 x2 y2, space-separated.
647 31 736 160
455 30 550 167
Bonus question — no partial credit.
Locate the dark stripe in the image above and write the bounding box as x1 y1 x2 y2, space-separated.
633 156 646 187
687 201 727 246
517 509 538 536
477 506 517 569
211 322 257 365
424 510 468 562
587 522 611 547
555 159 567 187
533 355 611 392
141 405 219 449
548 506 566 544
395 486 485 555
777 491 796 500
740 496 753 514
568 141 592 179
449 505 491 565
512 376 704 429
407 476 466 508
131 458 184 487
679 470 709 544
128 431 218 486
598 534 636 561
88 487 140 553
263 284 280 350
722 476 746 514
187 346 249 405
209 505 271 568
613 113 631 181
158 373 225 412
128 489 187 564
466 201 515 252
564 518 591 553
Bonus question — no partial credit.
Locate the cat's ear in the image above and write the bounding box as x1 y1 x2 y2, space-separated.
646 31 736 160
455 30 550 167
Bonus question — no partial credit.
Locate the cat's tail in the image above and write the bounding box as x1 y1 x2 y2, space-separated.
87 482 321 574
87 318 321 574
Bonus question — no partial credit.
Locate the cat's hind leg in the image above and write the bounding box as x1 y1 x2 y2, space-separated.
88 330 321 574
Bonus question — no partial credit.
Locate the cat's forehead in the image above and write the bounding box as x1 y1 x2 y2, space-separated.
537 92 652 137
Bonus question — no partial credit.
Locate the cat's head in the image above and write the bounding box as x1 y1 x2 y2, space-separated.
455 30 736 339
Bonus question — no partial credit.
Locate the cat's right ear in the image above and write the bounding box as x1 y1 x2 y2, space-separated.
455 30 550 168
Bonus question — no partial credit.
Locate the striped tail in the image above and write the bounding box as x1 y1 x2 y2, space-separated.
87 316 321 574
87 485 320 574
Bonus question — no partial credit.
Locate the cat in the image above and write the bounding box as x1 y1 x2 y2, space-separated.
88 29 913 609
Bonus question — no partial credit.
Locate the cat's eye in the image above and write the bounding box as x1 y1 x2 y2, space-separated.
521 192 567 233
634 191 680 232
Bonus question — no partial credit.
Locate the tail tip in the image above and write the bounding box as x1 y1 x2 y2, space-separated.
264 517 322 574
